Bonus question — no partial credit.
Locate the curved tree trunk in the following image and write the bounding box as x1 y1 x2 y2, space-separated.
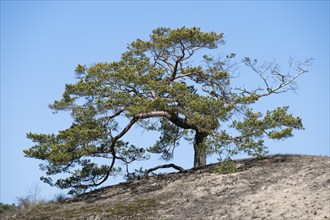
193 131 208 168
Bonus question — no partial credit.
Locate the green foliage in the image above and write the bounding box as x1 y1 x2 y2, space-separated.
52 193 67 203
148 119 183 160
105 198 157 218
210 160 237 174
24 26 310 194
125 167 147 181
0 203 16 214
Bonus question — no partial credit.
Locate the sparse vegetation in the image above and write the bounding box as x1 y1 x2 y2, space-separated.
104 198 158 219
2 155 329 220
0 203 16 214
52 193 67 203
209 160 238 174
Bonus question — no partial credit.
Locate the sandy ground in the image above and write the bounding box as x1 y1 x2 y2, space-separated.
3 154 330 219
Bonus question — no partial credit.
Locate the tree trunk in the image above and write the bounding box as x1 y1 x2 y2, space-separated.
193 131 208 168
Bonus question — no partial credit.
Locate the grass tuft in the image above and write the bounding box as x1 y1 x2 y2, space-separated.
210 160 238 174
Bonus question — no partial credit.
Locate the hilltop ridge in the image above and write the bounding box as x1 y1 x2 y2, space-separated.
2 154 330 220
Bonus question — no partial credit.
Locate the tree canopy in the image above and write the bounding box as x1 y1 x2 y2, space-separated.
24 27 311 194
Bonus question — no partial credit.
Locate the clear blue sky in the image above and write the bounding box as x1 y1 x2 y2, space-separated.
1 1 329 204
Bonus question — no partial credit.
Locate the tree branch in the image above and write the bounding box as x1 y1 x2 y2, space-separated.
257 66 307 98
171 41 186 80
144 163 186 178
237 57 312 104
84 110 194 188
104 108 126 124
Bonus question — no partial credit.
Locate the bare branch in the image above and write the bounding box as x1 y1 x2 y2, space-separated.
258 65 307 98
241 57 312 101
144 163 186 178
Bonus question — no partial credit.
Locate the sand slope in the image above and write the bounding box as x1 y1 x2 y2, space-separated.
3 154 330 219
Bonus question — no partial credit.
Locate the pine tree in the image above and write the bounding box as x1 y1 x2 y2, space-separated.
24 27 311 194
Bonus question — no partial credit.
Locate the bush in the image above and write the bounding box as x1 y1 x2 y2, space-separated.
210 160 237 174
53 193 67 203
0 202 16 214
16 196 34 209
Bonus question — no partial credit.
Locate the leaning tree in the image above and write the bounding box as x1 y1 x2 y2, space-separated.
24 27 311 194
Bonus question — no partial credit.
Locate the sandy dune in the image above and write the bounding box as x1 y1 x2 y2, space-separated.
3 154 330 219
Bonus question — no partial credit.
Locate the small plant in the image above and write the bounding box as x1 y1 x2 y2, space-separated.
210 160 237 174
53 193 67 203
15 182 44 209
0 202 16 214
104 198 158 218
125 167 148 181
16 196 33 209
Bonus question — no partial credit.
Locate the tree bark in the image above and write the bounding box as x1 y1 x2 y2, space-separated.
193 131 208 168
